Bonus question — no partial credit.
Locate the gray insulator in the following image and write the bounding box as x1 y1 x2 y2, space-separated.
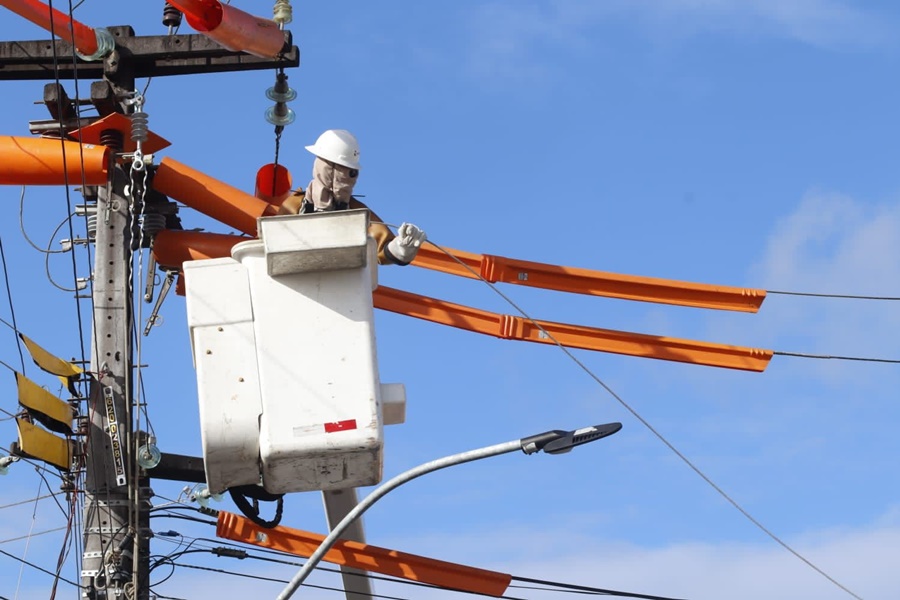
131 111 149 143
140 213 166 239
86 215 98 241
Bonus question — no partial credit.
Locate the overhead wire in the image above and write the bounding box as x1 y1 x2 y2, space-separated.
19 186 70 254
0 528 68 546
171 561 505 600
774 350 900 364
150 531 687 600
0 237 26 373
0 547 82 589
43 212 83 292
767 289 900 301
14 475 45 597
419 234 865 600
0 493 65 512
44 3 102 593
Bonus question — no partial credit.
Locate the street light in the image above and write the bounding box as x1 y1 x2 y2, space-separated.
276 421 623 599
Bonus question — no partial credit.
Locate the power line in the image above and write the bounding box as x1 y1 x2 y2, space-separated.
0 493 64 512
421 235 865 600
0 237 26 373
0 548 82 589
0 527 67 545
768 289 900 301
169 561 496 600
775 350 900 364
151 531 688 600
511 576 686 599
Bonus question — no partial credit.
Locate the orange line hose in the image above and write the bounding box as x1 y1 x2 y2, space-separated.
152 157 278 237
0 136 108 185
0 0 98 55
216 511 512 597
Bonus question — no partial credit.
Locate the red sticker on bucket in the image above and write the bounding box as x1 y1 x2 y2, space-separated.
324 419 358 433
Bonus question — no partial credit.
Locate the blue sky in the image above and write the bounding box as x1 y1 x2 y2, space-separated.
0 1 898 598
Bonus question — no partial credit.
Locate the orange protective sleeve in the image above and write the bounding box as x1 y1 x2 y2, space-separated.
413 245 766 313
373 286 773 372
216 511 512 597
0 136 108 185
0 0 98 55
152 157 277 237
152 230 245 270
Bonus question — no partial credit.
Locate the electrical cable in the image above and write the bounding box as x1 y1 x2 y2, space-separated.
149 512 218 527
0 528 68 545
418 233 865 600
18 186 70 255
510 576 686 599
152 532 686 600
14 476 45 597
32 464 69 518
0 548 82 588
43 212 82 292
170 561 479 600
774 350 900 364
767 289 900 301
0 493 65 512
38 36 97 600
48 491 77 600
0 237 27 373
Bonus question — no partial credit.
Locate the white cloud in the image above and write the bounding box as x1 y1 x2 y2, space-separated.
464 0 893 83
143 514 899 600
747 192 900 369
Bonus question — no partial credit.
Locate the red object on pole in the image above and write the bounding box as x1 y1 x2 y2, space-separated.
0 0 98 55
254 163 293 207
166 0 288 58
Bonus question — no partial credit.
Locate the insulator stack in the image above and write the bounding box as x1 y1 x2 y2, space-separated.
264 72 297 127
273 0 293 28
86 215 98 241
163 3 183 30
131 112 149 144
140 213 167 239
99 128 124 151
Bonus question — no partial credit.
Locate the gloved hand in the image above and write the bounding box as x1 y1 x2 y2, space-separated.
386 222 427 265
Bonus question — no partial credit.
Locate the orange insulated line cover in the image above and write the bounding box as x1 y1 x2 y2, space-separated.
0 0 98 55
0 136 108 185
373 286 773 372
152 157 277 237
152 230 245 270
216 511 512 597
413 245 766 313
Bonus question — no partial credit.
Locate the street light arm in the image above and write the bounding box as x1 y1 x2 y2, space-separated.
276 439 522 599
277 421 622 599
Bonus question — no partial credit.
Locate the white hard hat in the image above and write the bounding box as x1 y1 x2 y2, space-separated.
304 129 361 170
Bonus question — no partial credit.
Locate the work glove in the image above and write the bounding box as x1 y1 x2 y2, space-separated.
386 222 427 265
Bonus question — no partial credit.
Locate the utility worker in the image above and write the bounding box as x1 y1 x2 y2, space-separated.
279 129 426 266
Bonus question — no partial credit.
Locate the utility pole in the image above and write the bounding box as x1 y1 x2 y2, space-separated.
81 160 139 598
0 20 297 599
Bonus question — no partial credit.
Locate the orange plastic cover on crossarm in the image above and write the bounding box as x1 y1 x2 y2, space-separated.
152 157 277 237
0 136 108 185
0 0 98 55
373 286 772 372
216 511 512 597
413 245 766 313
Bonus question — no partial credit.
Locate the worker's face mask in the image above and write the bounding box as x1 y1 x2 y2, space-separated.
308 157 358 211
